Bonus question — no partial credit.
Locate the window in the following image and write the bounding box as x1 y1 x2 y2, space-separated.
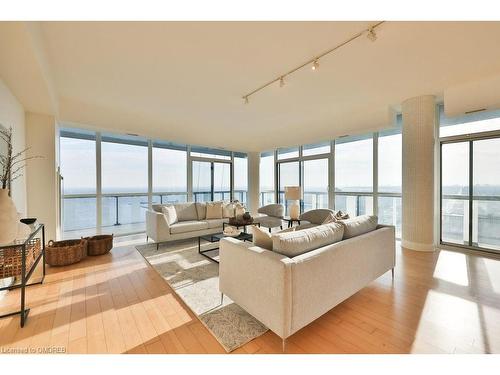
303 158 329 210
234 153 248 204
278 161 300 215
440 107 500 253
101 134 149 235
277 146 299 160
440 105 500 138
260 151 275 206
335 134 373 217
190 146 231 160
378 128 402 237
302 142 331 157
60 130 97 238
152 141 187 204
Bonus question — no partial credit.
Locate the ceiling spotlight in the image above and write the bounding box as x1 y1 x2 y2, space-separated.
312 59 319 71
367 28 377 42
243 96 249 104
279 76 285 88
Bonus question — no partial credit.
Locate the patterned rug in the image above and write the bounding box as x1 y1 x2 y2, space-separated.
135 239 268 352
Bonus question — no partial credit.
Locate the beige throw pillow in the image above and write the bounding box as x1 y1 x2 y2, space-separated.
206 201 223 219
161 205 178 225
223 203 235 218
253 226 273 250
339 215 378 239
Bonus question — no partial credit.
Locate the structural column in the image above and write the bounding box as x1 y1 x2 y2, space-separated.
247 152 260 216
401 95 436 251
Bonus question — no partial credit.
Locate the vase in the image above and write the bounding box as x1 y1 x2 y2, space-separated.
0 188 18 244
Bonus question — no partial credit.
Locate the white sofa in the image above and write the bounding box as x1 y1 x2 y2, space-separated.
146 202 232 249
219 220 395 348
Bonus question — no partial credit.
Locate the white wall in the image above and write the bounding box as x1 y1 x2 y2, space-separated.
0 78 27 214
25 112 57 241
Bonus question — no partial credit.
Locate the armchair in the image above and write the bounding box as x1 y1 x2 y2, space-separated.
255 204 284 232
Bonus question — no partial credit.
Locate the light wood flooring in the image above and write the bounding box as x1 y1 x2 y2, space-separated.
1 237 500 354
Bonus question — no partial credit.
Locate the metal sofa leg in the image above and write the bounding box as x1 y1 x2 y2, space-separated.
268 227 271 233
391 267 395 280
146 235 148 242
156 242 159 251
220 293 224 305
282 338 286 353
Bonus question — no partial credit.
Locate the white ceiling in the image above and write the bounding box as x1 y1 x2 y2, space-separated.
2 21 500 151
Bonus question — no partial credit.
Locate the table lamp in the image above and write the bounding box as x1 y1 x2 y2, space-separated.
285 186 302 220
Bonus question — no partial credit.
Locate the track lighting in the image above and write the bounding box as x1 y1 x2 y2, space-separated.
366 27 377 42
312 59 319 71
241 21 384 104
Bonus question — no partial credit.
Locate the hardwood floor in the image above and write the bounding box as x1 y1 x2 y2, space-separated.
1 237 500 354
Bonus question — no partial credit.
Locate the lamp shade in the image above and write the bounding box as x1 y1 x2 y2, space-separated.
284 186 302 200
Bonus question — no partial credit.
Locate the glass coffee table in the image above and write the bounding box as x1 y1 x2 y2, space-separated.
198 232 253 263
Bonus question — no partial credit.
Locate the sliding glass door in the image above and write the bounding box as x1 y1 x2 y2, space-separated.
441 136 500 252
192 160 231 202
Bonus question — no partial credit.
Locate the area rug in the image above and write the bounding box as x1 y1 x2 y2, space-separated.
135 239 268 352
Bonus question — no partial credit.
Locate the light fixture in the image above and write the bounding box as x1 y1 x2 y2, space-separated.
312 59 319 71
366 27 377 42
241 21 384 104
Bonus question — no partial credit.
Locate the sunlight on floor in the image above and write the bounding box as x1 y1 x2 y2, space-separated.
433 251 469 286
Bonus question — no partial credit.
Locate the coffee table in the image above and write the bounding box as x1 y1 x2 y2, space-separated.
198 232 253 263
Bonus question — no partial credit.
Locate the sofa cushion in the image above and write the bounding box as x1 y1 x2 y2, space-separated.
339 215 378 239
223 203 235 218
169 220 209 234
253 226 273 250
272 222 344 257
161 205 178 225
174 202 198 221
204 218 229 229
206 201 223 219
196 202 207 220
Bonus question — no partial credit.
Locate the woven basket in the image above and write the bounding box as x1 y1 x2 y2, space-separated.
0 238 41 279
46 239 86 266
86 235 113 256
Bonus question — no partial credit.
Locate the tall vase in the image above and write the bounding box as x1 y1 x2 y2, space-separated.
0 188 18 244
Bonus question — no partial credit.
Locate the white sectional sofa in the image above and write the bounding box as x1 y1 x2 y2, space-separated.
146 202 234 249
219 216 395 349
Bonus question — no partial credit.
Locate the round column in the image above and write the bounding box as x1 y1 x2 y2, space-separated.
401 95 436 251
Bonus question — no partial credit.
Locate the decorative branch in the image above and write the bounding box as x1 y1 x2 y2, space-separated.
0 124 43 194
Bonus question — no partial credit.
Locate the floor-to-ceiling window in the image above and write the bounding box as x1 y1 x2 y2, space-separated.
378 127 402 237
440 105 500 253
259 151 275 206
59 128 245 238
233 153 248 204
334 134 374 217
152 141 188 205
101 134 149 235
60 129 97 238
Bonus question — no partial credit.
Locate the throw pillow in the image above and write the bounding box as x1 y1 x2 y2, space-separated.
339 215 378 239
335 210 350 220
322 212 337 224
206 201 223 219
223 203 235 218
272 222 344 257
161 205 178 225
253 226 273 250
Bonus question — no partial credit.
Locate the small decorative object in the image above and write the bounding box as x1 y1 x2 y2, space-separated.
46 239 87 266
85 234 113 256
234 202 246 218
335 211 350 220
223 226 241 237
285 186 302 220
242 211 252 221
0 188 18 244
20 217 37 228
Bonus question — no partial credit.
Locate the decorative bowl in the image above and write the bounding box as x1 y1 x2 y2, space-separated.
223 228 242 237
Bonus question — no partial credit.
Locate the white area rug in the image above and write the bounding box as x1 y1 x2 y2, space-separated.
136 239 267 352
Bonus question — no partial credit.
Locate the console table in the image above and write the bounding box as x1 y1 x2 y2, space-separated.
0 224 46 327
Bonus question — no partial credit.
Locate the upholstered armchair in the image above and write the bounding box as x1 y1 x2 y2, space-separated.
255 204 284 232
299 209 336 225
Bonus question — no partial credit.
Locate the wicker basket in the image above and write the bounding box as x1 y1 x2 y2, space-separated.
0 238 41 279
86 235 113 256
46 239 86 266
